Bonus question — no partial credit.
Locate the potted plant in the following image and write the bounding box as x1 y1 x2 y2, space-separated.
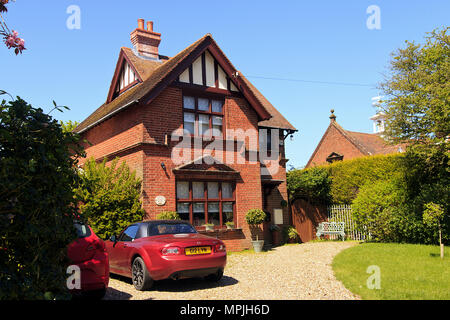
282 226 300 244
225 221 234 230
203 223 214 231
245 209 267 252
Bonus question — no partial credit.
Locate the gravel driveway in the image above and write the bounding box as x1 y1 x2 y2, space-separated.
104 241 360 300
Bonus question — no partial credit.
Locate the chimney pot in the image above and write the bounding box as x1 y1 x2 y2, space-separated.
131 19 161 59
138 19 145 30
147 21 153 32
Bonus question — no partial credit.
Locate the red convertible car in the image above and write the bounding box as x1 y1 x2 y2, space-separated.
106 220 227 290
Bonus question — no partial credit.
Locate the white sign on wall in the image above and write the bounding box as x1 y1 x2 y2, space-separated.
274 209 283 225
155 196 166 206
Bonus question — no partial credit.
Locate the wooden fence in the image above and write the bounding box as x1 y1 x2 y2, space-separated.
326 204 369 241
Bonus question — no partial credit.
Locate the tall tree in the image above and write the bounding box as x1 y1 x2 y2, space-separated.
379 27 449 243
379 27 449 146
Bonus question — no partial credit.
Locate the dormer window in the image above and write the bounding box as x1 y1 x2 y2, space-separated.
115 61 138 95
326 152 343 163
182 95 224 137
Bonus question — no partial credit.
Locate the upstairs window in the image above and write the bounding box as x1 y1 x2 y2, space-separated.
115 61 138 94
183 95 224 137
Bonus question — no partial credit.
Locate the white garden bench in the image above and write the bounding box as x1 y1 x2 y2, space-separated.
316 222 345 241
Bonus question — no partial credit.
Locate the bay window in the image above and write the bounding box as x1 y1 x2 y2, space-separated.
176 180 235 228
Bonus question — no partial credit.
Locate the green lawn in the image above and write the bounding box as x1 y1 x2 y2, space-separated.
332 242 450 300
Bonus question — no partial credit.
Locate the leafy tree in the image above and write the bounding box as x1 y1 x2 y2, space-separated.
378 27 449 244
0 96 84 299
60 120 80 133
379 27 449 146
423 202 446 259
287 166 331 204
245 209 266 241
73 157 145 239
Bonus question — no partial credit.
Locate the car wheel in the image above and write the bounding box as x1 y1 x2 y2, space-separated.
205 269 223 282
132 257 153 291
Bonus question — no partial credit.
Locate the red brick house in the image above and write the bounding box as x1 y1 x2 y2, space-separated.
306 109 405 168
74 19 297 251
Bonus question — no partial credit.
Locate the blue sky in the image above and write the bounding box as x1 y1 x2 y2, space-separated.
1 0 449 168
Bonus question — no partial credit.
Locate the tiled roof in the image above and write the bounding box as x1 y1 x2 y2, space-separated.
240 75 296 131
74 34 296 134
75 35 209 133
306 120 406 167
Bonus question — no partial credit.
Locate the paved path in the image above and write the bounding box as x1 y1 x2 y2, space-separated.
104 241 360 300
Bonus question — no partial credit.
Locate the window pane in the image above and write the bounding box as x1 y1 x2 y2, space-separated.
192 182 204 199
198 114 210 136
212 100 223 113
208 202 220 225
184 112 195 134
198 98 209 111
222 182 233 199
177 181 189 199
222 202 234 223
177 202 190 221
193 202 205 226
207 182 219 199
183 96 195 109
121 225 139 242
212 116 222 136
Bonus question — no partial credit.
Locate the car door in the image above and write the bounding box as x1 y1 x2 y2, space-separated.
110 225 139 274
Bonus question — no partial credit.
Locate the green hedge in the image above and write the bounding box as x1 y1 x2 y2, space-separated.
288 154 404 204
287 151 449 245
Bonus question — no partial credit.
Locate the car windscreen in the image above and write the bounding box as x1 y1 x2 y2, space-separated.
74 222 91 238
147 223 197 236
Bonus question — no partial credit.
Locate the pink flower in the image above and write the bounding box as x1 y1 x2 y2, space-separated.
3 29 25 54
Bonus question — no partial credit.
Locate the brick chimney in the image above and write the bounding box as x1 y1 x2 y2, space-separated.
130 19 161 59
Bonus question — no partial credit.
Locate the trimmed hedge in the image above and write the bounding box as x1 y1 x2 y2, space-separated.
287 152 449 245
288 154 404 204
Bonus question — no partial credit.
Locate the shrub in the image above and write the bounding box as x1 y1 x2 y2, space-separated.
245 209 266 241
245 209 266 226
352 179 437 243
156 211 180 220
282 226 300 243
288 154 404 204
73 157 145 239
0 97 84 299
287 166 331 204
327 154 405 204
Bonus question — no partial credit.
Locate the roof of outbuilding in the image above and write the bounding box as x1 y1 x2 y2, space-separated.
306 119 406 167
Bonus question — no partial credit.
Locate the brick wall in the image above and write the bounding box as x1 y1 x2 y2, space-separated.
307 123 364 167
79 85 286 251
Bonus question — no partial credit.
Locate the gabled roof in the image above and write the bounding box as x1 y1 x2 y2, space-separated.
75 34 295 134
173 155 238 173
306 120 405 167
240 75 296 131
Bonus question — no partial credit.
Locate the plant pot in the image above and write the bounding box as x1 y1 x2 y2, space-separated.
204 225 214 231
226 224 234 230
251 240 264 253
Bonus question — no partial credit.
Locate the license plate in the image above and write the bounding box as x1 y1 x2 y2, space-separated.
185 246 211 255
